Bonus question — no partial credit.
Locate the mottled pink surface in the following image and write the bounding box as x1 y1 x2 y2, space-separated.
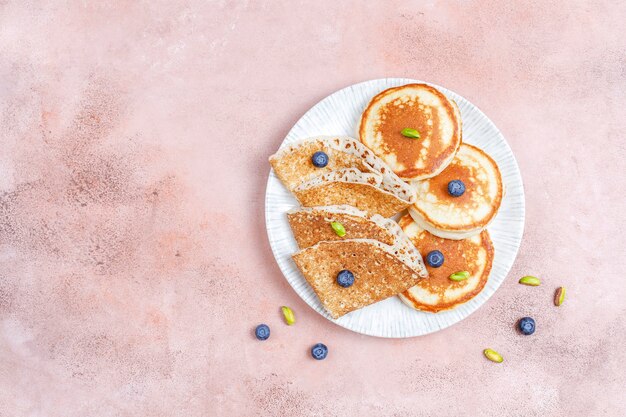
0 1 624 416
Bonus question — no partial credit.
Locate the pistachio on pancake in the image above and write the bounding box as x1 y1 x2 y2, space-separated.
398 215 494 313
287 205 427 278
359 84 461 180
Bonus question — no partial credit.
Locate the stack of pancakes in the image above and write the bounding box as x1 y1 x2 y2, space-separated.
268 83 504 317
359 83 503 312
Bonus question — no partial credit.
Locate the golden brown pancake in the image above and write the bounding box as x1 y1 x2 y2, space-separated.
409 143 503 239
397 215 494 313
359 84 461 180
292 168 413 217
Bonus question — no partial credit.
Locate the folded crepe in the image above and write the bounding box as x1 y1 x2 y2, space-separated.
292 168 414 218
288 205 428 318
292 239 424 319
269 136 415 217
287 204 427 277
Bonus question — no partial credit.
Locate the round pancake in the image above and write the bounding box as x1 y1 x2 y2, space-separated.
359 84 461 180
409 143 503 240
398 215 494 313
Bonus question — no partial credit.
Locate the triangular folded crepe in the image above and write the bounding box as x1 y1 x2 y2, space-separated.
293 168 412 217
287 205 427 277
292 239 423 319
269 136 414 217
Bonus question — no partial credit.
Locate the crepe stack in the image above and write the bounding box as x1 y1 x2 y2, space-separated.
288 205 427 319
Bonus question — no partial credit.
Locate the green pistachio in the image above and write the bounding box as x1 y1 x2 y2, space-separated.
281 306 295 325
483 348 503 363
401 128 421 139
519 276 541 286
449 271 470 281
330 221 346 237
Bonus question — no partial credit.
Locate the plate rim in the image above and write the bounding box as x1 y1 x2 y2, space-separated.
264 77 525 338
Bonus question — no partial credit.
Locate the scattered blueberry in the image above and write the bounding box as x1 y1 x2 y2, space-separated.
518 317 535 335
255 324 270 340
426 250 444 268
311 343 328 360
336 270 355 287
311 151 329 168
447 180 466 197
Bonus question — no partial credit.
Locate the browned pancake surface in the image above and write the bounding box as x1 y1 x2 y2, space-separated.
411 143 503 232
270 141 369 191
359 84 461 179
398 215 494 312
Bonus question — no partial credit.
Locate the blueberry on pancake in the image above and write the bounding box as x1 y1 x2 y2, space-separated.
409 143 503 240
398 215 494 313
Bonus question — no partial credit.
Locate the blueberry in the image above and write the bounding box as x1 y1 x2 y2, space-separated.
336 270 355 287
447 180 466 197
255 324 270 340
518 317 535 335
311 343 328 360
311 151 329 168
426 250 444 268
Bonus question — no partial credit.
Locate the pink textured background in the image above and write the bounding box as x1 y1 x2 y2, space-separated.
1 1 625 416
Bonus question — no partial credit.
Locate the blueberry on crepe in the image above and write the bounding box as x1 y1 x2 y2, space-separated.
336 270 355 288
311 151 329 168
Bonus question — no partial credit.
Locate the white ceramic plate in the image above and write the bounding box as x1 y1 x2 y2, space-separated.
265 78 525 338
